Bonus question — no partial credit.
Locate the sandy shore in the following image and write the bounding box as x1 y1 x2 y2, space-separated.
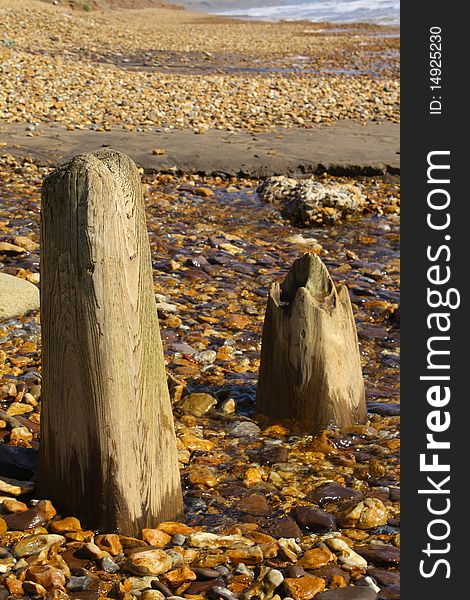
1 0 399 134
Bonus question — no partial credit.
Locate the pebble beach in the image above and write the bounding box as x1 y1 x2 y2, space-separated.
0 1 400 599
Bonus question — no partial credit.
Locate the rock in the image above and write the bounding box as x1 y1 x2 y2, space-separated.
192 567 223 580
244 568 284 600
2 498 27 513
66 576 95 592
81 542 105 560
141 528 172 548
172 533 186 546
226 546 264 565
50 516 82 533
157 522 194 536
284 566 306 579
0 445 38 480
278 537 301 562
298 547 336 570
258 177 366 227
179 433 215 452
152 148 166 156
283 574 325 600
366 403 400 417
152 580 177 596
237 494 270 516
101 555 120 573
316 587 378 599
0 242 26 255
12 236 39 251
95 533 123 556
185 579 225 594
292 506 337 533
338 499 388 530
0 517 6 536
22 581 47 596
249 446 288 466
13 534 65 558
353 545 400 566
162 565 196 586
26 565 66 590
244 466 263 487
310 566 350 586
181 393 217 417
187 465 218 488
376 585 400 599
366 569 399 587
127 548 173 576
326 539 367 569
267 517 302 540
307 483 363 507
220 398 236 414
194 187 214 197
228 421 261 437
3 508 47 531
143 592 166 600
35 500 57 520
190 532 254 549
0 273 40 321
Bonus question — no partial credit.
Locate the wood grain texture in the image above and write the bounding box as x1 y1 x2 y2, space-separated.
38 148 183 534
256 252 366 433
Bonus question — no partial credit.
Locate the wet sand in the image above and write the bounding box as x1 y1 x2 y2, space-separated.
1 121 400 177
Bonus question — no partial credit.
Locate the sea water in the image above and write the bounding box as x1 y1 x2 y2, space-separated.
212 0 400 25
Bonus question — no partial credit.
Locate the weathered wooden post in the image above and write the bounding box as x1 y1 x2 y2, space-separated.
256 252 366 432
38 149 183 534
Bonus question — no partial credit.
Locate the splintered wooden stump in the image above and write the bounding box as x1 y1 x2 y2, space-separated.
38 149 183 534
256 252 366 432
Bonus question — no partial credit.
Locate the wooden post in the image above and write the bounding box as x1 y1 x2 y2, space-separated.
38 149 183 534
256 252 366 432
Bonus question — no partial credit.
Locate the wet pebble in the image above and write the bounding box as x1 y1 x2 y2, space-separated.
354 545 400 566
291 506 337 533
307 483 363 506
228 421 261 438
317 587 378 599
267 517 302 540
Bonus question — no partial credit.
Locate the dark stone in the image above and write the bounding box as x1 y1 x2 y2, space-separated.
374 477 398 487
354 545 400 566
367 402 400 417
100 555 119 573
248 446 288 466
209 586 238 600
316 587 378 599
266 516 302 540
214 566 231 578
367 569 400 587
185 579 225 594
2 508 47 531
389 488 400 502
377 586 400 600
66 577 97 592
284 566 306 579
307 483 363 506
151 581 172 597
0 444 37 479
237 493 270 516
311 565 350 585
193 567 225 580
186 255 209 268
291 505 337 533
